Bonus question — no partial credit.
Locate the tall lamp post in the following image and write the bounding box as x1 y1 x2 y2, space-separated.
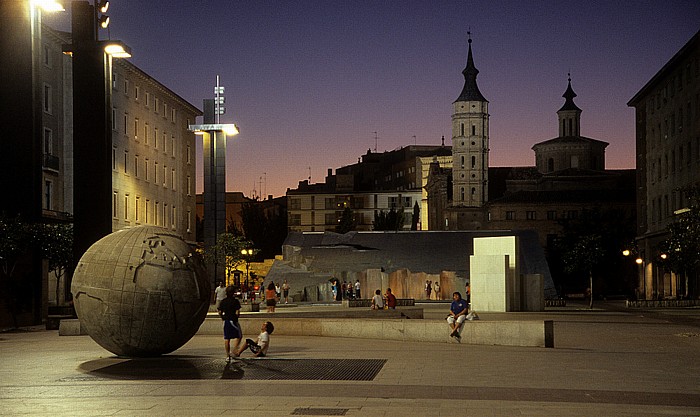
241 249 253 288
68 1 131 282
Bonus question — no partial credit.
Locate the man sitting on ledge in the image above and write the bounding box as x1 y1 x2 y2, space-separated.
447 292 468 339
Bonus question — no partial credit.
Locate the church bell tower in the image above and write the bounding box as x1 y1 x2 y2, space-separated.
452 33 489 207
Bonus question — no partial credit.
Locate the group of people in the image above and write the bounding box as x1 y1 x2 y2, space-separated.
216 279 292 315
424 280 441 300
330 279 361 301
217 285 274 361
370 288 397 310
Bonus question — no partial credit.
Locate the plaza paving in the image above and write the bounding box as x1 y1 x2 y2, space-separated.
1 301 699 416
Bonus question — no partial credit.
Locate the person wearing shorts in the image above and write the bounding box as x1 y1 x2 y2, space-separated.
265 282 277 313
236 321 274 357
217 286 242 362
447 291 468 339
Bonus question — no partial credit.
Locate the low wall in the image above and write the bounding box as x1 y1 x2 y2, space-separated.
626 299 700 308
343 298 416 308
199 317 554 348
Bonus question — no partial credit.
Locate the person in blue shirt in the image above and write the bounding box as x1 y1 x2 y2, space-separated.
447 291 469 339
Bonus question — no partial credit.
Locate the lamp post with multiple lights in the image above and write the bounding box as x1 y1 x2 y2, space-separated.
189 76 239 288
68 0 132 275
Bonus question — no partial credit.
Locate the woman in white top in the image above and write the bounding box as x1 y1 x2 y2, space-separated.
371 289 385 310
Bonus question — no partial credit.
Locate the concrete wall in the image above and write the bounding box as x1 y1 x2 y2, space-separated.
199 317 553 348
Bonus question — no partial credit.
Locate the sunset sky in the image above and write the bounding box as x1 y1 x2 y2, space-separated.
45 1 700 198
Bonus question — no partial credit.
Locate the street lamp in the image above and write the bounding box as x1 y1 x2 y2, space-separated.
241 249 253 287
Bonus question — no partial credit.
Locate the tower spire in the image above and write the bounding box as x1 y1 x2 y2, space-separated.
559 72 581 112
455 32 487 103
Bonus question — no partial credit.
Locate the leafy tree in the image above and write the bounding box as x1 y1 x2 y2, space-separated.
240 201 287 259
372 208 405 231
411 201 420 230
659 186 700 297
335 207 356 234
205 233 253 286
552 208 636 302
558 233 605 308
0 215 36 328
37 223 73 304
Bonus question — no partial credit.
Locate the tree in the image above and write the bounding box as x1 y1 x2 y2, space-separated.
335 207 356 234
205 233 253 286
37 223 73 304
558 233 605 308
240 201 287 259
0 215 36 328
372 208 405 231
659 186 700 297
411 201 420 230
551 208 636 299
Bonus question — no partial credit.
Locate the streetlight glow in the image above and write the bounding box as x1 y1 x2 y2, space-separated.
104 42 132 58
32 0 65 12
635 258 643 265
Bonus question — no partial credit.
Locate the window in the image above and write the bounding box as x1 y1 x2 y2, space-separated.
163 102 168 118
187 175 192 196
526 211 536 220
134 86 140 100
163 203 168 227
155 98 160 114
506 211 515 220
134 118 139 140
171 206 176 228
171 168 176 190
123 150 128 174
324 213 336 225
155 201 160 225
471 125 476 135
460 156 465 168
44 180 52 210
112 147 116 170
124 194 129 220
460 123 464 136
111 108 117 130
163 164 167 187
43 44 51 67
135 196 140 222
566 210 578 219
171 136 176 157
43 84 52 113
290 214 301 226
123 79 129 96
112 72 118 90
171 108 176 122
471 156 476 168
144 123 149 145
145 158 149 181
145 92 150 108
154 161 158 184
289 198 301 210
460 187 465 201
186 145 191 164
163 131 167 153
547 210 556 220
548 158 554 172
113 191 118 218
123 113 128 135
186 209 192 233
43 128 53 154
154 128 159 149
145 199 150 223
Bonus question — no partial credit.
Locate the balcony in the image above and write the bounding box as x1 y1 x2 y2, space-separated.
43 153 59 171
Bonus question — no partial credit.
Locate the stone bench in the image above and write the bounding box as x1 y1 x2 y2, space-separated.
343 298 416 308
198 317 554 348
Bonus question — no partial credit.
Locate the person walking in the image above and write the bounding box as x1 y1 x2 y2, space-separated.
214 281 227 310
354 280 361 299
433 281 441 300
217 286 242 362
265 282 278 313
425 280 432 300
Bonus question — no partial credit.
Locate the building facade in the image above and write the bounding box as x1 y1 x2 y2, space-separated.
627 29 700 300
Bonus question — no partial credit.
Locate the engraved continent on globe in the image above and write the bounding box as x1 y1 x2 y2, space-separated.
71 226 210 357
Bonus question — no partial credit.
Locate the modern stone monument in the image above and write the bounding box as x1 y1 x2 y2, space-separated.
71 226 210 356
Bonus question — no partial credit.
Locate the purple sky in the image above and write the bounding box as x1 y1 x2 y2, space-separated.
45 1 700 198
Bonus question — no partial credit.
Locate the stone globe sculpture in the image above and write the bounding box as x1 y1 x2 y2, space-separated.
71 226 210 357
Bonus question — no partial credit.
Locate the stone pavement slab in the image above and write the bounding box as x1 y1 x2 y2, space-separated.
1 303 700 416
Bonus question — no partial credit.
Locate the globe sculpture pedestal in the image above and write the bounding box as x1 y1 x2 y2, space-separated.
71 226 210 357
